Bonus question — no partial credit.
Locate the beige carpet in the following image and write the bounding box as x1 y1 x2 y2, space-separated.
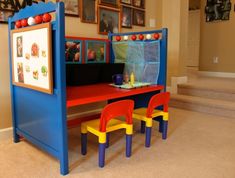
1 107 235 178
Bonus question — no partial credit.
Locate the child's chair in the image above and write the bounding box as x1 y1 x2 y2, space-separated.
133 92 170 147
81 100 134 167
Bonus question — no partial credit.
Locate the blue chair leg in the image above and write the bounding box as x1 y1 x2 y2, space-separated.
159 119 163 133
140 120 145 133
145 127 152 147
99 143 106 168
106 133 110 148
81 133 87 155
162 120 168 140
126 134 132 157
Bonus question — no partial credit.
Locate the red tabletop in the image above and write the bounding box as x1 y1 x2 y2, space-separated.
66 83 164 107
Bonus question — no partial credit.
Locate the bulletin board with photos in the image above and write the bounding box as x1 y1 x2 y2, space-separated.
11 23 53 94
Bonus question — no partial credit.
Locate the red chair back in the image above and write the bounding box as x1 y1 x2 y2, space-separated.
146 92 170 118
99 100 134 132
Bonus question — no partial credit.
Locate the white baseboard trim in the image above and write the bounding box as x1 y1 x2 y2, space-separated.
0 127 13 141
198 71 235 78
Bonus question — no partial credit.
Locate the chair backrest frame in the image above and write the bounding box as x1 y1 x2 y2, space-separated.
146 92 170 117
99 100 134 132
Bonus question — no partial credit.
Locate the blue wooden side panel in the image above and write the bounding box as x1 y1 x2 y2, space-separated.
158 28 168 90
14 88 61 149
8 2 68 175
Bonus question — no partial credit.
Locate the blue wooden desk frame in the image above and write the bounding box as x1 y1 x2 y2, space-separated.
8 2 68 175
8 2 168 175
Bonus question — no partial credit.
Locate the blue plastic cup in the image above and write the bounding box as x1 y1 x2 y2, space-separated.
112 74 123 85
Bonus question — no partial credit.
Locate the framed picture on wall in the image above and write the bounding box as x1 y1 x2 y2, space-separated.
120 0 132 5
133 0 145 9
99 0 119 7
59 0 79 17
98 6 120 35
205 0 231 22
0 10 14 24
133 9 145 26
65 39 82 63
121 6 132 28
11 23 53 94
80 0 97 23
85 40 106 63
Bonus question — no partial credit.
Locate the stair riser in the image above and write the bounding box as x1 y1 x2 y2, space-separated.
169 100 235 119
178 87 235 102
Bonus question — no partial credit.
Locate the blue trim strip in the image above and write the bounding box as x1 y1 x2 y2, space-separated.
8 15 20 143
55 2 69 175
109 29 164 37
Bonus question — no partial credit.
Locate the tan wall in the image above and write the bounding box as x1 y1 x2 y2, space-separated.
162 0 188 85
66 0 161 37
200 0 235 73
0 0 162 129
0 25 12 129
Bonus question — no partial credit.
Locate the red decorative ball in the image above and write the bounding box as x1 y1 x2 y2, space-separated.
139 34 144 40
131 35 137 41
116 36 121 41
154 33 160 40
34 15 43 24
42 13 52 22
21 19 28 27
15 20 21 28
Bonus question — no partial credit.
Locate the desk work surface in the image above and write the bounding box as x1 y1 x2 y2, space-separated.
66 83 164 107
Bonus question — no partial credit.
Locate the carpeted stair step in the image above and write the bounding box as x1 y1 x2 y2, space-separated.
169 94 235 119
178 84 235 102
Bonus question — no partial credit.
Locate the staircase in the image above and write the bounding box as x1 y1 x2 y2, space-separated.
169 75 235 119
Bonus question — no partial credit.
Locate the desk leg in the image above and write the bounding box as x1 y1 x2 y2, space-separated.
60 153 69 175
59 114 69 175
